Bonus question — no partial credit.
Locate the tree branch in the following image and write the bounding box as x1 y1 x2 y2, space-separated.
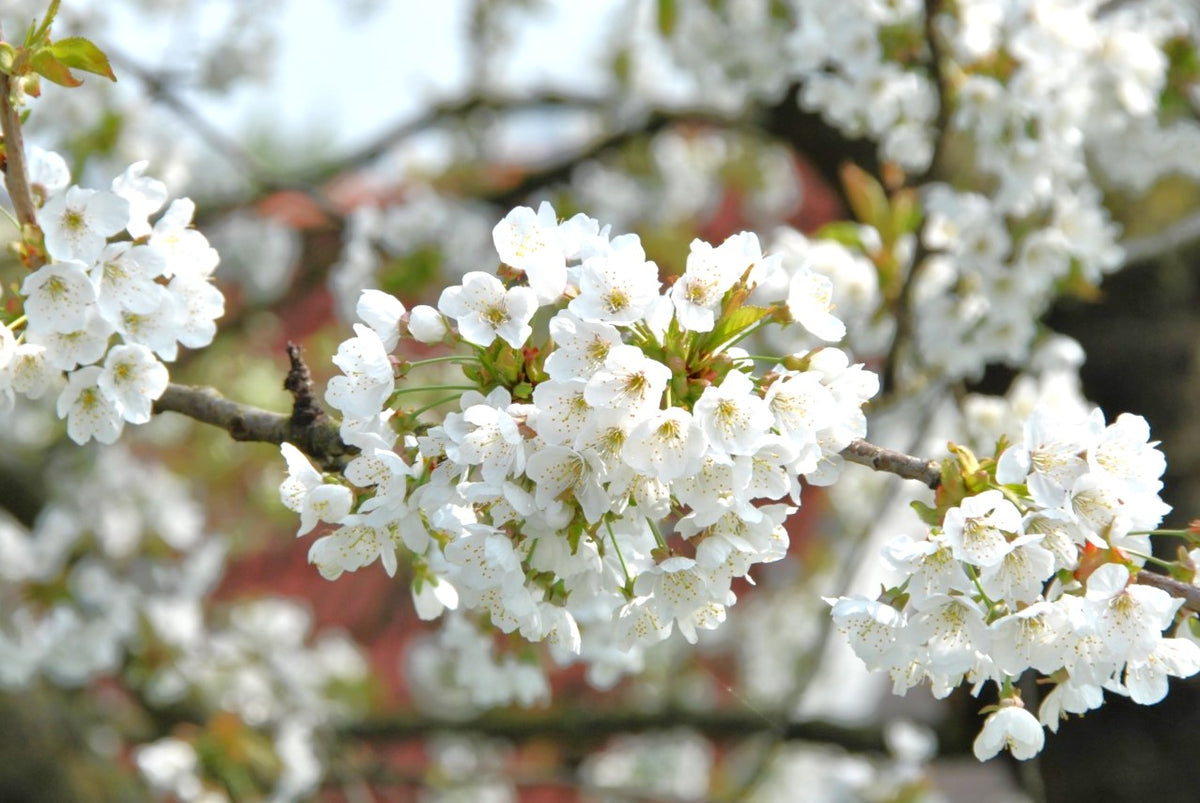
839 438 942 488
342 707 968 756
881 0 951 396
153 379 354 470
0 72 37 231
300 90 610 186
1133 570 1200 614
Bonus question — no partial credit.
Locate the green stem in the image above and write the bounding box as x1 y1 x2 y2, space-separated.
964 563 998 613
605 517 632 589
1127 528 1197 538
390 384 476 398
647 517 668 550
407 394 466 418
406 355 481 370
1123 550 1174 570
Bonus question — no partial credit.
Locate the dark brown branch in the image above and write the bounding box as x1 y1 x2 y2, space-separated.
283 341 328 429
881 0 951 396
918 0 952 185
153 382 354 470
300 91 610 186
104 50 272 187
481 106 737 208
1134 570 1200 615
840 438 942 488
342 708 969 756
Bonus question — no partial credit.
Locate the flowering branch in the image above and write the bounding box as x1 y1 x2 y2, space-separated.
837 438 1200 615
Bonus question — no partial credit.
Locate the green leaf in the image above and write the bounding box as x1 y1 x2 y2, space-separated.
814 220 865 249
840 162 890 229
47 37 116 81
910 500 941 526
656 0 678 35
701 303 772 354
0 43 16 75
889 188 922 240
32 0 62 44
30 50 81 87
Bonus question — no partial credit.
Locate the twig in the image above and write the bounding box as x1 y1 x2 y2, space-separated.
917 0 952 185
283 341 328 429
1133 570 1200 614
103 49 272 187
0 29 40 232
839 438 942 488
298 90 610 186
1120 209 1200 266
342 707 967 756
881 0 951 396
153 381 354 470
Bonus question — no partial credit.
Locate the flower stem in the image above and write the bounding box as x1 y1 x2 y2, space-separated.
647 517 668 550
605 517 632 590
390 384 477 398
407 394 466 418
406 355 481 370
1123 550 1174 569
965 563 998 613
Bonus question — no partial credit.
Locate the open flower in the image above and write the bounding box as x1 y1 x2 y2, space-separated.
438 271 538 348
974 701 1044 761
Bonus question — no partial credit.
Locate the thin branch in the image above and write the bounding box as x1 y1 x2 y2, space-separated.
1120 208 1200 266
153 381 354 470
917 0 952 185
1133 570 1200 614
282 341 328 429
0 28 40 234
882 0 951 396
342 708 968 756
840 438 942 488
104 50 273 187
300 90 610 185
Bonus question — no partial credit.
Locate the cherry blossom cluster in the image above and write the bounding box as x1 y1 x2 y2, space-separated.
3 147 224 444
280 201 877 701
828 405 1200 761
651 1 1199 388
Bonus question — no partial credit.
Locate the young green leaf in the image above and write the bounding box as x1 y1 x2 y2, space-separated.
30 50 81 88
47 37 116 82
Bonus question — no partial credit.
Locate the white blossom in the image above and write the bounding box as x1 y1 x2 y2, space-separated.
438 271 538 348
973 703 1044 761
